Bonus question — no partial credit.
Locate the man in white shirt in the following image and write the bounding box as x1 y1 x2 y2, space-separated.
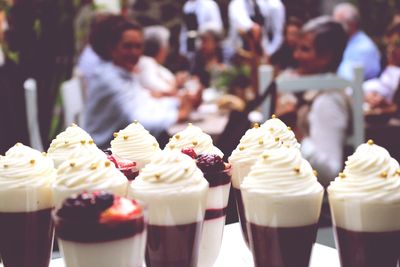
227 0 285 58
179 0 223 57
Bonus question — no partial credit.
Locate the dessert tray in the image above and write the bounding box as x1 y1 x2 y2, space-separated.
0 223 340 267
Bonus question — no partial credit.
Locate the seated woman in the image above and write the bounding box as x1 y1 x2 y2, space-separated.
136 26 178 97
83 15 193 148
278 16 349 187
364 23 400 109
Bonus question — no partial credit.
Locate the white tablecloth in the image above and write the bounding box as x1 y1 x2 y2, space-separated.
1 223 340 267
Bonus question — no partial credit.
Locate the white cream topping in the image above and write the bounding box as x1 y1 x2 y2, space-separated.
261 117 300 149
47 124 100 167
129 150 208 225
241 147 323 227
53 153 128 207
0 143 56 211
328 141 400 232
166 124 223 157
110 121 160 170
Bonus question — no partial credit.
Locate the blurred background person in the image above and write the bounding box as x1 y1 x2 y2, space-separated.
364 23 400 109
84 15 194 148
270 16 303 73
179 0 223 59
333 3 381 81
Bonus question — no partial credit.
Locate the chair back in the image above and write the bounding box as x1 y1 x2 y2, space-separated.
24 78 43 151
261 65 365 148
61 77 85 127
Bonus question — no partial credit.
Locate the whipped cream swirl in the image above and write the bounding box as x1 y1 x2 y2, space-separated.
111 121 160 169
0 143 56 189
229 124 282 166
241 146 322 196
261 117 300 149
328 142 400 203
131 150 207 193
48 124 100 167
166 124 223 157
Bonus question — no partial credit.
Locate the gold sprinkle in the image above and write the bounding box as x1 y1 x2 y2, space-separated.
192 141 198 146
153 143 158 147
90 163 98 170
339 172 346 179
396 169 400 176
271 114 276 119
133 120 138 124
71 123 77 127
42 152 47 156
175 135 180 140
253 123 260 129
269 128 274 132
367 139 374 145
169 144 175 149
184 168 189 172
64 141 69 145
123 136 129 140
113 132 119 138
29 159 35 164
239 146 245 151
287 127 292 131
155 173 161 179
262 154 269 160
3 164 9 168
16 142 22 146
88 140 94 145
105 161 111 167
259 139 264 145
80 140 86 145
313 170 318 176
69 162 76 167
380 171 388 178
275 137 280 142
294 167 301 173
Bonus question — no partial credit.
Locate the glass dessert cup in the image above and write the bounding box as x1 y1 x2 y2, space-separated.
53 193 147 267
198 166 231 267
0 187 54 267
242 191 323 267
329 198 400 267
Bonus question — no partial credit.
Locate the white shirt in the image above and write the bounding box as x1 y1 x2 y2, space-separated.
363 65 400 103
136 56 176 94
227 0 285 56
179 0 223 55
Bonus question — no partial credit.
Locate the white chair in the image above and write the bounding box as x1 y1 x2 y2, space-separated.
61 77 85 127
259 65 365 148
24 78 44 151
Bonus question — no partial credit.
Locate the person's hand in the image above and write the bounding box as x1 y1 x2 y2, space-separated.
175 71 190 89
177 93 194 122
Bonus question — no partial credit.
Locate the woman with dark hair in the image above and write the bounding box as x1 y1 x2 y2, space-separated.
84 15 193 148
278 16 349 186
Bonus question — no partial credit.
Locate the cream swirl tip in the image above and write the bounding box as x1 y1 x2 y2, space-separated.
111 121 160 169
241 146 322 195
261 117 300 149
0 143 56 189
166 124 223 157
328 141 400 203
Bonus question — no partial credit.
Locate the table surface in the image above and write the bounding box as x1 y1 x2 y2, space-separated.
1 223 340 267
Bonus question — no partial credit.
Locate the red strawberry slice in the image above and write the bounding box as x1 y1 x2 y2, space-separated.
181 147 197 159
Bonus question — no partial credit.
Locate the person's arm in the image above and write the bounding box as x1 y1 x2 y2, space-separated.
228 0 253 35
301 93 349 187
265 0 285 55
138 58 177 94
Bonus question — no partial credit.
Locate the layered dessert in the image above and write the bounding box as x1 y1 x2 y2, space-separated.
181 148 231 267
129 150 208 267
0 143 56 267
228 122 282 244
48 124 103 168
53 151 128 208
110 121 161 170
165 123 224 157
328 140 400 267
53 191 147 267
241 146 323 267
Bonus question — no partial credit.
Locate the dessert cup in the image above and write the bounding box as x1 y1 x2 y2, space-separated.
328 141 400 267
241 147 323 267
129 150 208 267
53 192 147 267
0 144 56 267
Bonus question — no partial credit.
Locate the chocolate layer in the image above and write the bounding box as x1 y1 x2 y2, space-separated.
205 207 227 220
249 223 318 267
334 226 400 267
146 222 202 267
233 187 249 245
54 215 145 243
0 208 54 267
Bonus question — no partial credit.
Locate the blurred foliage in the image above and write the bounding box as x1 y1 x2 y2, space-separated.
213 64 251 92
